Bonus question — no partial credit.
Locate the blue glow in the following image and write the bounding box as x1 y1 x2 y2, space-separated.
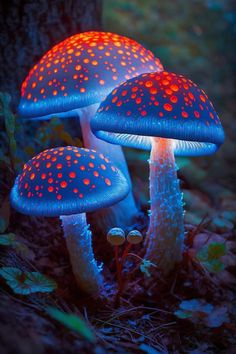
18 31 163 120
10 147 129 217
91 72 225 156
61 213 104 295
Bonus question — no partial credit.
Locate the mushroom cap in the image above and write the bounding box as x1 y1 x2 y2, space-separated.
10 147 129 217
91 71 225 156
127 230 143 244
19 31 163 120
106 227 126 246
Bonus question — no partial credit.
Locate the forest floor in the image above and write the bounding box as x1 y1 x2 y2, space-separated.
0 210 235 354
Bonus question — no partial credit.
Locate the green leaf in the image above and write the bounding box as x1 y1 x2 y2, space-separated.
202 260 225 273
196 242 226 273
0 234 30 256
174 309 193 319
0 233 16 246
207 242 226 260
175 299 229 328
0 267 57 295
47 307 95 343
196 247 208 262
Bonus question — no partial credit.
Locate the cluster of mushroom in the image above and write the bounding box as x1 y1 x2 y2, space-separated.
11 31 225 298
107 227 143 297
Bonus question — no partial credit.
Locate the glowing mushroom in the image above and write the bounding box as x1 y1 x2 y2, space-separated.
91 71 225 273
10 146 129 296
18 31 163 231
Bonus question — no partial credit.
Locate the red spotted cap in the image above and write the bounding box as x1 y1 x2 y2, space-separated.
91 71 225 156
10 147 129 217
19 31 163 120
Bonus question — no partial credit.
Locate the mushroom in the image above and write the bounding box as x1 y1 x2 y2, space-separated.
107 227 126 246
91 71 225 273
10 146 129 296
18 31 163 231
127 230 143 245
107 227 126 292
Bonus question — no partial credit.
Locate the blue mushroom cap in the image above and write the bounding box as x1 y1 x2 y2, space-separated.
91 71 225 156
10 147 129 217
18 31 163 121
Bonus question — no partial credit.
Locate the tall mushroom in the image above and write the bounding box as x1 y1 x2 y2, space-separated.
18 31 163 230
91 71 225 273
10 146 129 296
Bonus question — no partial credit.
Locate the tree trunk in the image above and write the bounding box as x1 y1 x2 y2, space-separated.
0 0 102 110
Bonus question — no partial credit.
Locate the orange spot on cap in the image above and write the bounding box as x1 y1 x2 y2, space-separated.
182 111 188 118
170 96 178 103
164 103 173 111
150 87 157 95
200 94 206 102
83 179 90 185
145 81 153 88
105 178 111 186
171 84 179 92
141 110 147 116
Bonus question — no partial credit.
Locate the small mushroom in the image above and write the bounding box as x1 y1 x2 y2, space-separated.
91 71 225 273
127 230 143 245
10 146 129 296
18 31 163 231
106 227 125 295
107 228 126 246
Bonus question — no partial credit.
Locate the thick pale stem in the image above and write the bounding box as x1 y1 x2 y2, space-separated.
60 213 103 296
144 137 184 273
77 104 138 231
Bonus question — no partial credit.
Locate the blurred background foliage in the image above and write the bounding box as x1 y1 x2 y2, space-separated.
103 0 236 229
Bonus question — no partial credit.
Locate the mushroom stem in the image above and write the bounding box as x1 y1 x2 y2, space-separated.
60 213 103 296
144 137 184 273
77 103 138 231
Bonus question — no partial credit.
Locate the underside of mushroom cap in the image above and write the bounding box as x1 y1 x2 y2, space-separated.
11 147 129 217
18 31 163 120
91 72 225 156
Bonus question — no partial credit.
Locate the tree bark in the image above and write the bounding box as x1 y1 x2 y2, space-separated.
0 0 102 110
